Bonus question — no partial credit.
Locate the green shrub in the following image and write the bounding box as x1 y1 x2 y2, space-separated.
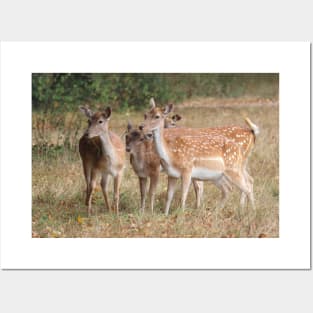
32 73 278 112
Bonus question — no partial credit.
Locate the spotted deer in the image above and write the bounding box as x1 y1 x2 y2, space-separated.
141 103 255 215
148 98 259 206
164 114 182 128
125 117 204 213
79 106 125 215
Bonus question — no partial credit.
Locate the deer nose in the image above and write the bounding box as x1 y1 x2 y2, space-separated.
139 125 144 131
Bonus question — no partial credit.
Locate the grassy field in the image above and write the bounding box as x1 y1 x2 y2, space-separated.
32 97 279 238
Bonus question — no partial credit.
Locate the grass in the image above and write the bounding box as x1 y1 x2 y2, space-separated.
32 98 279 238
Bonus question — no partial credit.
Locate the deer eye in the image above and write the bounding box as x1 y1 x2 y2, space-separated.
99 120 103 124
155 115 160 119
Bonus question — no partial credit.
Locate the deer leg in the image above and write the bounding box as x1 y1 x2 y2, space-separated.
243 159 254 186
241 167 254 209
240 192 247 208
245 170 254 185
215 176 231 209
192 179 203 209
181 172 192 211
139 177 148 213
247 177 255 209
246 179 255 211
87 169 97 216
224 170 255 211
249 191 255 211
83 163 92 206
165 176 178 215
243 166 254 195
220 175 233 191
113 171 123 214
100 173 110 212
149 172 159 214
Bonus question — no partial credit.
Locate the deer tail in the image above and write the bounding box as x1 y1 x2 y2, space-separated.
245 117 260 141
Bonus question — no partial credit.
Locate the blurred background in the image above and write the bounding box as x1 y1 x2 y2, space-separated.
32 73 278 112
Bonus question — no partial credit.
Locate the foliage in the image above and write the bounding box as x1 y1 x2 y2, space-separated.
32 73 94 111
32 73 279 112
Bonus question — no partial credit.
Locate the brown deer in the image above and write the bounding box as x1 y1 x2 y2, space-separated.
125 122 205 213
79 106 125 215
164 114 182 128
141 103 255 215
148 98 259 206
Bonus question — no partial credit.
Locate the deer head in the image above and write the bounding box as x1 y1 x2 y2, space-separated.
141 104 174 139
80 106 112 139
164 114 182 128
125 122 144 153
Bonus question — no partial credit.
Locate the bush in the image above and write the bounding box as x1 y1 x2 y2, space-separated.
32 73 278 112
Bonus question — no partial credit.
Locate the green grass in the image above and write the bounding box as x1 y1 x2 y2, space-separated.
32 98 279 238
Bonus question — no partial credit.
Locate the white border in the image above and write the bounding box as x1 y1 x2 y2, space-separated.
0 42 310 269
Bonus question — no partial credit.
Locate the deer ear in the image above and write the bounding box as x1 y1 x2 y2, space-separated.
163 103 173 115
79 106 93 118
149 98 156 108
172 114 182 122
127 121 132 132
103 107 112 119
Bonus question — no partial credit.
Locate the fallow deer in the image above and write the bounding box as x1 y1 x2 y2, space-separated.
148 98 259 206
164 114 182 128
125 122 204 213
79 106 125 215
141 103 255 215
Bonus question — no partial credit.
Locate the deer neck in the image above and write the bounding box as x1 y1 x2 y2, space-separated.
99 131 115 160
152 126 171 167
130 142 145 170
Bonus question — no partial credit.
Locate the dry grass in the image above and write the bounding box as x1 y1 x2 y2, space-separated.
32 99 279 238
